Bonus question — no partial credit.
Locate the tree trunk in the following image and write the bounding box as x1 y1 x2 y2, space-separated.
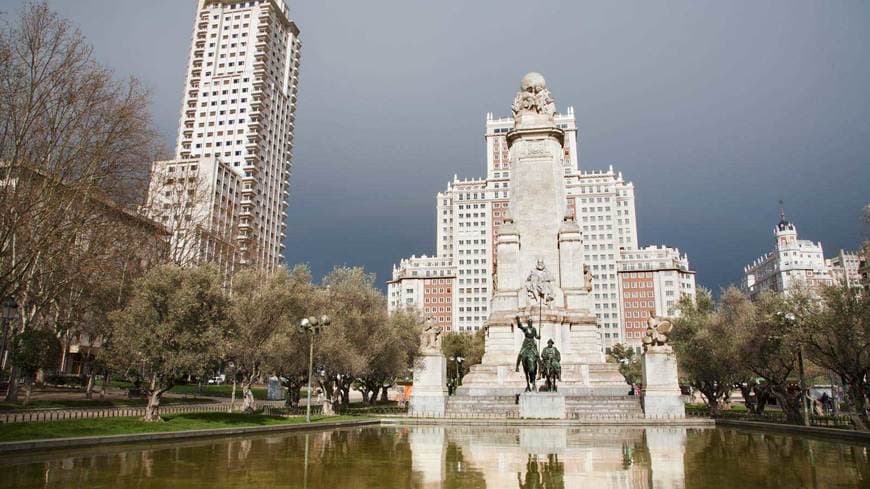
380 385 389 402
770 386 803 424
241 381 256 414
85 374 95 400
5 366 19 402
99 372 109 400
22 376 33 407
698 384 722 416
229 378 237 413
341 386 350 406
360 388 369 404
738 384 757 414
144 391 163 422
847 379 867 414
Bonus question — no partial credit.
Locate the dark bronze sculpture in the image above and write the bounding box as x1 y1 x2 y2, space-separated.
515 315 540 392
540 339 561 392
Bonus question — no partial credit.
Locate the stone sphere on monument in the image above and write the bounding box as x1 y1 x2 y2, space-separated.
520 72 547 93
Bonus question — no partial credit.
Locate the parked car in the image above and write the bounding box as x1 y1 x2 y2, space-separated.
207 374 226 385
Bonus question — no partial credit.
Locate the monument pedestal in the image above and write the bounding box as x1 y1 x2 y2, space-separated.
520 392 566 419
409 352 448 417
642 348 685 419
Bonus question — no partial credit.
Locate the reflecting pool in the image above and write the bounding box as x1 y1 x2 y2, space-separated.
1 425 868 488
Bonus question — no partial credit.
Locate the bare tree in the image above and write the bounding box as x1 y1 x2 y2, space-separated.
0 2 161 400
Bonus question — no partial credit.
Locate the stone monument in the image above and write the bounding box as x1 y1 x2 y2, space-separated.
641 317 685 418
409 319 448 416
457 73 625 401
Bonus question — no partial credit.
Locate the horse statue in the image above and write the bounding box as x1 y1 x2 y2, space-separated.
514 316 541 392
540 339 561 392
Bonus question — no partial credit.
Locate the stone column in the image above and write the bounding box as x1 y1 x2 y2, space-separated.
409 352 448 417
642 347 685 418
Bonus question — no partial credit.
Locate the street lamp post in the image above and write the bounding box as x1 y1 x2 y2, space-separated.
298 315 330 423
449 356 464 386
777 311 810 427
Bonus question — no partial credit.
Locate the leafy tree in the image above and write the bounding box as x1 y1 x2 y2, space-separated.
671 289 744 415
738 292 804 423
226 265 311 413
608 343 641 387
9 327 60 406
264 325 311 407
797 284 870 413
315 267 376 406
441 328 486 381
106 264 229 421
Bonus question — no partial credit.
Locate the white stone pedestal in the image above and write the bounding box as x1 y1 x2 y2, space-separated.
519 392 566 419
642 348 685 419
409 353 448 417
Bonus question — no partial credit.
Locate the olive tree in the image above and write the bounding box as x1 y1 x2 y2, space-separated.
797 284 870 413
106 265 229 421
671 289 745 415
226 265 312 413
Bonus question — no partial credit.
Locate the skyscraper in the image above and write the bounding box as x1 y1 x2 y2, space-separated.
145 0 301 271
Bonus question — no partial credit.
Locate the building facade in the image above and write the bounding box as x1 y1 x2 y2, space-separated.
387 256 455 331
827 249 862 289
743 213 834 298
617 246 696 352
145 0 301 270
860 243 870 293
391 108 695 352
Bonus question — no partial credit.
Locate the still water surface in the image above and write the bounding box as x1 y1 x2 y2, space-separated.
1 425 868 488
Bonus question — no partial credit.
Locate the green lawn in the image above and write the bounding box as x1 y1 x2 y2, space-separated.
0 397 217 411
0 413 364 443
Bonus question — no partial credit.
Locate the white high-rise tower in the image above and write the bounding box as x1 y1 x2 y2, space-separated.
145 0 301 271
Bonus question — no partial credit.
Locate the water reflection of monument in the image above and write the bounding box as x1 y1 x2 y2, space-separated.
408 425 688 488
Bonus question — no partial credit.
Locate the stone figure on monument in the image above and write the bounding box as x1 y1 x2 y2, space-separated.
583 264 593 293
514 316 541 392
642 317 673 352
511 72 556 120
525 260 555 307
540 339 562 392
420 318 443 354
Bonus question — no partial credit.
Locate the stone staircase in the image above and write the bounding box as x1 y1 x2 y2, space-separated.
446 395 520 418
566 395 644 420
442 394 644 419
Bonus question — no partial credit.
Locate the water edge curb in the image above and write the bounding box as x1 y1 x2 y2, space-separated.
0 418 379 454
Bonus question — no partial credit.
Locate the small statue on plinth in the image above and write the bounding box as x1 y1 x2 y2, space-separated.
525 260 555 307
420 318 443 354
514 316 541 392
642 317 673 352
540 339 561 392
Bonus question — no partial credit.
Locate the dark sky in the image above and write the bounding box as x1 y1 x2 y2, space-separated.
16 0 870 291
